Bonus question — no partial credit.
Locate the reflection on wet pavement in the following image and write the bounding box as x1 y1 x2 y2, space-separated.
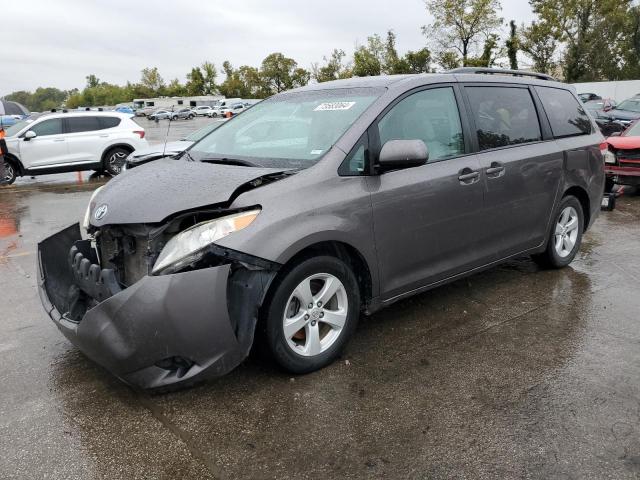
0 176 639 479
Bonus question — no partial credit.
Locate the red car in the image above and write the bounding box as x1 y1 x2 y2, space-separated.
602 120 640 192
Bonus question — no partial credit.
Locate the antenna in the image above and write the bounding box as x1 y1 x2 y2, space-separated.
162 105 175 158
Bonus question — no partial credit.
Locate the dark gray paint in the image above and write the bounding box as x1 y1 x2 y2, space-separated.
40 72 605 388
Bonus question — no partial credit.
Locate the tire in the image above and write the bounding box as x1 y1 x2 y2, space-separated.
171 116 178 121
2 158 17 185
264 256 360 374
533 195 584 269
104 147 131 176
188 114 194 119
212 113 218 118
605 177 615 194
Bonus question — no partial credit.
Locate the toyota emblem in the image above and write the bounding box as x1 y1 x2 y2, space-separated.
94 204 108 221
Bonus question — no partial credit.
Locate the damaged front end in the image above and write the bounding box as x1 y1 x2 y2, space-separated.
38 209 279 390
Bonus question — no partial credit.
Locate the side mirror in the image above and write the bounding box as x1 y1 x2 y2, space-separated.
24 130 37 140
378 139 428 172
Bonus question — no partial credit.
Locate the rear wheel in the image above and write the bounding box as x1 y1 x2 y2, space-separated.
533 195 584 269
264 256 360 374
104 147 131 176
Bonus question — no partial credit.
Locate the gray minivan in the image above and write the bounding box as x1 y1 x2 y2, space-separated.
38 68 605 390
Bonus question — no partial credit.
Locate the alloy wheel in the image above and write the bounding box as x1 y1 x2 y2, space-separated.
108 151 128 175
283 273 348 357
554 206 579 258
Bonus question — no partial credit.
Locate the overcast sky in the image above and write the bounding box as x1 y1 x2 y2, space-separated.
0 0 535 96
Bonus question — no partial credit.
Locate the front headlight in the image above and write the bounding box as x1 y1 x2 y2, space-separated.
82 186 104 232
152 209 261 275
603 150 617 165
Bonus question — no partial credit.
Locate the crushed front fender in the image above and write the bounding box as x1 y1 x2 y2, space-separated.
38 223 278 390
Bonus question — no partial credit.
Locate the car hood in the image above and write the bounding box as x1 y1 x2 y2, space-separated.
607 109 640 121
131 141 192 159
605 135 640 149
90 158 285 226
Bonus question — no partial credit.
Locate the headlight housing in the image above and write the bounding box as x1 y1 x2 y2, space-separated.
82 186 104 232
603 149 617 165
152 209 260 275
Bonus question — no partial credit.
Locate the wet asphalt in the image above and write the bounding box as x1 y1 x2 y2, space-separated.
1 117 639 479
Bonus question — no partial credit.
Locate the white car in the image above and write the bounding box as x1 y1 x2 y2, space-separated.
2 111 148 184
191 106 214 116
218 104 247 117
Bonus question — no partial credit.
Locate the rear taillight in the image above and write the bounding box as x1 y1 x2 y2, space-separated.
133 130 145 139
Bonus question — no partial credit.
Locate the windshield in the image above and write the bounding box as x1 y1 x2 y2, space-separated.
183 123 224 142
584 101 603 111
4 118 36 137
624 121 640 137
188 87 383 169
617 99 640 112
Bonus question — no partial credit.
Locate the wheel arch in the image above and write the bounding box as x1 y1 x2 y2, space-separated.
264 240 374 314
3 153 24 175
563 185 590 232
100 143 134 167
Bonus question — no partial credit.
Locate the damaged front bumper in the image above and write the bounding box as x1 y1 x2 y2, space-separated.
38 223 278 390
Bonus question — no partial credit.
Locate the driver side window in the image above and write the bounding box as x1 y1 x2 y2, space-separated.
377 87 465 162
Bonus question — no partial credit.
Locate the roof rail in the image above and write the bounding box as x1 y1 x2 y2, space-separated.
447 67 556 82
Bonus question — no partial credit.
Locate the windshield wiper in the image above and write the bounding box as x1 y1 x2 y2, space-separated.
176 150 195 162
200 157 258 167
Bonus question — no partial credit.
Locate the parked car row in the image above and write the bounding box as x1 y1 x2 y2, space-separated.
38 68 606 391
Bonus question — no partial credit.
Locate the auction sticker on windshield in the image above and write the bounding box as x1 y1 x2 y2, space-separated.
314 102 356 111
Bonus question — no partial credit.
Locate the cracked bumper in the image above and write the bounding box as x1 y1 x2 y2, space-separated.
38 224 270 390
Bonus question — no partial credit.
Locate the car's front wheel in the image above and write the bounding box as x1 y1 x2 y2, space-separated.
104 147 131 176
3 159 17 185
264 256 360 374
533 195 584 269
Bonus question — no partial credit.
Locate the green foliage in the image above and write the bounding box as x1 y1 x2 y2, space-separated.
519 20 558 74
260 53 310 94
313 49 352 82
423 0 503 66
5 88 69 111
186 67 206 95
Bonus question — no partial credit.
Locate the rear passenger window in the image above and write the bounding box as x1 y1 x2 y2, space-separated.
377 87 464 162
99 117 121 129
66 116 102 133
466 86 541 151
535 86 592 137
30 118 63 136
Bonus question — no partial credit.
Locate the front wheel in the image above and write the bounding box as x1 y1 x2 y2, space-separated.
104 147 130 176
2 159 16 185
264 256 360 374
533 196 584 269
188 114 194 119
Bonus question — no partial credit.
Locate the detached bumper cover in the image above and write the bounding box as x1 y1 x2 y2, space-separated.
38 224 276 389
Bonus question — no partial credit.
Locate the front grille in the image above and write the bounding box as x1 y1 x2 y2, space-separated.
97 229 153 287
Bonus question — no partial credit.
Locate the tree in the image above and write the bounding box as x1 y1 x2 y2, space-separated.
423 0 503 66
260 53 309 94
466 33 500 67
219 62 266 98
186 67 205 95
85 74 100 89
313 49 352 82
530 0 631 82
352 34 386 76
436 50 461 70
140 67 165 93
519 20 558 75
403 48 433 73
201 61 218 95
505 20 518 70
165 78 187 97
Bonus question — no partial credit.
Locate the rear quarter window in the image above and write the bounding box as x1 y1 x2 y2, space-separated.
66 116 102 133
99 117 121 129
535 86 592 138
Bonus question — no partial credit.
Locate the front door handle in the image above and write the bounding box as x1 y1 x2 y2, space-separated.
52 138 65 142
99 134 109 138
458 168 480 184
486 162 505 177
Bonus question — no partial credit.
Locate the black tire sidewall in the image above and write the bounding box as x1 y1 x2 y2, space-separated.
104 148 129 176
265 256 360 374
545 196 584 268
3 159 16 184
